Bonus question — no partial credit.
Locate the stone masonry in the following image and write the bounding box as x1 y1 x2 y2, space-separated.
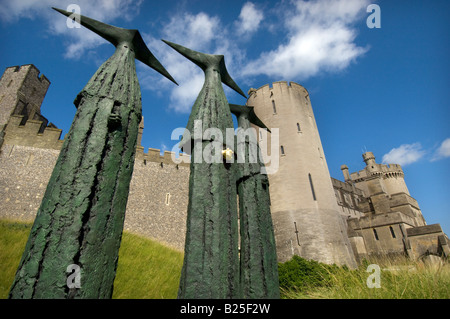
0 65 448 265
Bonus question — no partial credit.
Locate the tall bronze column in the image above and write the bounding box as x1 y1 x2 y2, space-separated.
163 40 246 298
230 104 280 299
9 8 176 299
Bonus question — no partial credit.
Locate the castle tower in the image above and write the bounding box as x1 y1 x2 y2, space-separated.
345 151 425 226
0 64 50 127
246 81 356 267
349 152 410 197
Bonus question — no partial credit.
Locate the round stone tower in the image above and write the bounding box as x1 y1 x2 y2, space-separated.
246 81 356 267
361 151 410 196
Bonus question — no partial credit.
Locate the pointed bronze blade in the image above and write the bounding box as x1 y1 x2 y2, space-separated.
162 39 245 97
229 104 271 132
52 7 178 85
219 59 246 99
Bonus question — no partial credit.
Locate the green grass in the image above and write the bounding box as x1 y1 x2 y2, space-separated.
0 219 32 298
2 219 449 299
0 219 183 299
280 256 450 299
112 229 183 299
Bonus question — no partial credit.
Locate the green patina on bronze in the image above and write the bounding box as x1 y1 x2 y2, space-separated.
230 104 280 299
8 8 176 299
162 40 245 299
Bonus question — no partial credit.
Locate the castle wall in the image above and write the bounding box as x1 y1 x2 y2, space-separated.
348 212 417 256
0 144 59 221
0 139 189 251
406 224 448 259
331 177 365 219
123 156 189 250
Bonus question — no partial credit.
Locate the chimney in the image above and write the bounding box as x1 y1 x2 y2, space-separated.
341 164 351 182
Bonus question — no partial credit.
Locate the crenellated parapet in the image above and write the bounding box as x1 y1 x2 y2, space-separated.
3 114 63 150
3 112 191 167
136 147 190 167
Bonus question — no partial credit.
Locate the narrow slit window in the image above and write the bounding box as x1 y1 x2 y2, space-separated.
308 173 316 201
297 123 301 132
272 100 277 114
389 226 396 238
373 228 379 240
165 193 170 205
280 145 285 155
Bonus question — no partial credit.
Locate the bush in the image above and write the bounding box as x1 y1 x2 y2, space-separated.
278 255 341 293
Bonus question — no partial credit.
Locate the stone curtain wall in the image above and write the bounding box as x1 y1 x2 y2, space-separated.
0 144 59 221
123 158 189 250
0 142 190 251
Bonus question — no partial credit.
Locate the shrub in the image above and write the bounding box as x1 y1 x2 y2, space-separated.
278 255 341 293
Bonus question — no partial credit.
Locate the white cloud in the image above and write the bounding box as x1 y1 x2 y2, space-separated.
139 12 223 113
0 0 143 59
431 138 450 161
161 12 221 51
382 143 426 166
140 10 246 113
235 2 264 37
2 0 372 113
242 0 369 80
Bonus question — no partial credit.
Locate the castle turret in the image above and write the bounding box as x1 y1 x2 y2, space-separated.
362 151 376 167
355 152 410 196
246 81 356 267
0 64 50 127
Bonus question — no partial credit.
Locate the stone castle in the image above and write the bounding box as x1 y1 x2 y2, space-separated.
0 64 448 267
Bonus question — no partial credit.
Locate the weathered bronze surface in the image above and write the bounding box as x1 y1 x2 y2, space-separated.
9 8 175 299
230 104 280 299
163 40 244 298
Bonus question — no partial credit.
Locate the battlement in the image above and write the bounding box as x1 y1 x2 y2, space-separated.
3 113 192 166
350 152 405 182
247 81 309 97
350 162 405 182
3 115 63 150
137 147 190 167
2 64 50 85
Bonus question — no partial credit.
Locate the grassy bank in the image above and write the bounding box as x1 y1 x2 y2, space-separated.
279 255 450 299
0 219 183 299
1 219 448 299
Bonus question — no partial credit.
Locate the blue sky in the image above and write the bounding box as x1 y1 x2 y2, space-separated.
1 0 449 234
